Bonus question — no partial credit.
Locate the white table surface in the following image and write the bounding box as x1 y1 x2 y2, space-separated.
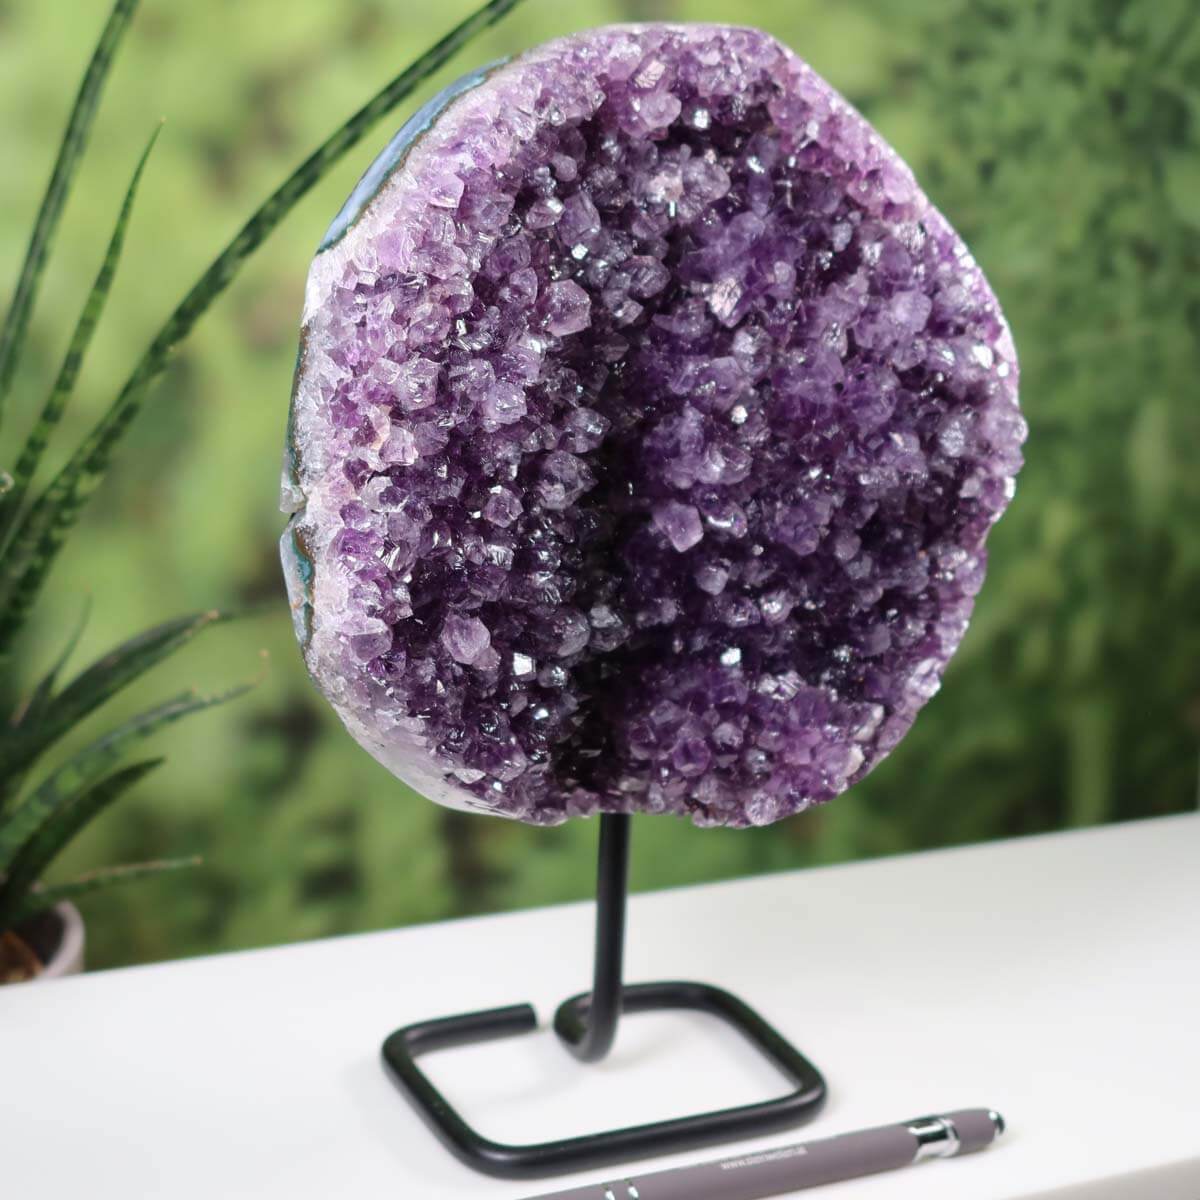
2 813 1198 1199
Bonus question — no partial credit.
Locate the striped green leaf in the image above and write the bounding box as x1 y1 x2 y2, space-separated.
0 758 162 931
0 0 139 428
0 683 248 877
0 0 526 664
0 123 161 552
0 608 228 801
0 598 92 813
7 856 200 928
15 597 91 726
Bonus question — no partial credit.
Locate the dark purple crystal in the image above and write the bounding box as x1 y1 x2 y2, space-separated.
282 24 1025 827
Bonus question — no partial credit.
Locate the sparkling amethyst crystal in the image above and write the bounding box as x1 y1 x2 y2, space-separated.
282 24 1025 827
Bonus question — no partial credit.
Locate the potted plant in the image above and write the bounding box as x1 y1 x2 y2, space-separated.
0 606 244 983
0 0 526 982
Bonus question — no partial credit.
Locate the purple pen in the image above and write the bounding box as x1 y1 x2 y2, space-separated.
521 1109 1005 1200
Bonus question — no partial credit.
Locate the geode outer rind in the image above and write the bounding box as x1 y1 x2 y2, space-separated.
282 23 1025 827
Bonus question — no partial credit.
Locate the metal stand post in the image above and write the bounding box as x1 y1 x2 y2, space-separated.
381 813 827 1180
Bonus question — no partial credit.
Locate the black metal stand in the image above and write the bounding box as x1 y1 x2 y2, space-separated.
381 813 827 1180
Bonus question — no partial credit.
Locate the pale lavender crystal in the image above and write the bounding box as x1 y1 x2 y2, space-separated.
441 613 492 666
282 24 1025 827
654 501 704 552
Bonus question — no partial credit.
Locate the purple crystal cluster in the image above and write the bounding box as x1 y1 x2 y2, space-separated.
282 24 1024 827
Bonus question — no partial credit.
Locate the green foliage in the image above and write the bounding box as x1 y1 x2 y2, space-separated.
0 0 528 666
1 683 248 883
0 123 160 546
0 602 241 929
841 0 1200 846
0 0 137 419
0 758 163 928
2 857 200 929
0 0 530 948
0 0 1196 970
0 0 223 938
0 610 228 802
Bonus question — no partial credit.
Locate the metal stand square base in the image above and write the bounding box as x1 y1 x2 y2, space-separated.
382 979 825 1179
381 816 827 1181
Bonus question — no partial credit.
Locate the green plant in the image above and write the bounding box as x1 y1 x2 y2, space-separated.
0 0 526 979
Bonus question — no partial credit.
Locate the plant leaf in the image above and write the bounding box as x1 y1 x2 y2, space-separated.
6 856 199 928
12 596 91 727
0 683 248 877
52 609 229 736
0 758 162 931
0 124 162 553
0 608 229 794
0 596 92 813
0 0 139 430
0 0 526 664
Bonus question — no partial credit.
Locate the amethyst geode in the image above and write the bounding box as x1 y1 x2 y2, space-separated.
282 24 1024 827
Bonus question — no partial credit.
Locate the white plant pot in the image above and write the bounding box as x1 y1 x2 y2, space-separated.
16 901 86 980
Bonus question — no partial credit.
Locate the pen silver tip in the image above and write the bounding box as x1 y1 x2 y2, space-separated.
988 1110 1006 1137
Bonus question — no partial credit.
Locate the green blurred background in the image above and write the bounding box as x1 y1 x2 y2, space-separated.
1 0 1197 970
